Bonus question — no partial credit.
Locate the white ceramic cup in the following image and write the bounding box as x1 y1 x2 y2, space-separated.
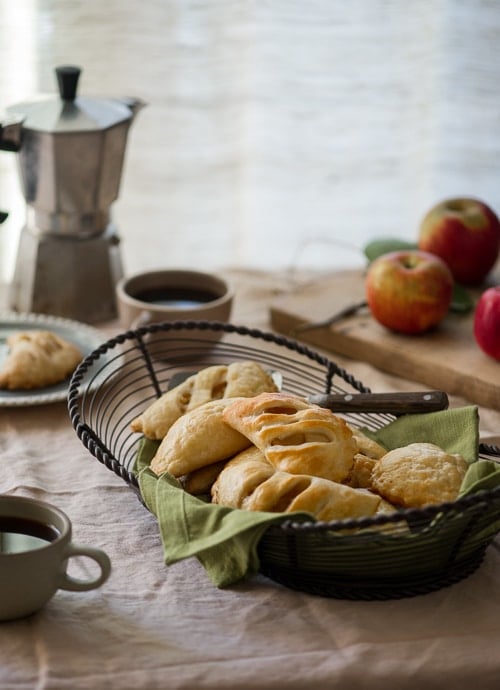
116 269 233 330
0 496 111 622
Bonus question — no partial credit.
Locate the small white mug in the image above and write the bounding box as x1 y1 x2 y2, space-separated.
0 495 111 622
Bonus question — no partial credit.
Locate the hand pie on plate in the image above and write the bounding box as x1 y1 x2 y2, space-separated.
0 330 82 390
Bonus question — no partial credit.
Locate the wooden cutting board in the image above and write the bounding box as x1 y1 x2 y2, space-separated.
270 269 500 410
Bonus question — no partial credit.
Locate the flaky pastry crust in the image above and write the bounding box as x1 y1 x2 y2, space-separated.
0 330 82 390
347 425 387 459
131 361 278 440
371 442 468 508
150 398 251 477
212 449 392 521
222 392 357 482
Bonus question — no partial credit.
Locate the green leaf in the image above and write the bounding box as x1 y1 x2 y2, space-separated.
364 238 418 262
450 283 474 314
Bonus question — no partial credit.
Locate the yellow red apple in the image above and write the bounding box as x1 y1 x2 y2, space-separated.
473 286 500 360
418 197 500 286
365 249 454 334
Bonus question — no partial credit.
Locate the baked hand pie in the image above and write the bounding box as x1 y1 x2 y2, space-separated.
211 448 394 521
371 442 468 508
179 459 230 496
131 365 226 441
0 330 82 390
222 392 357 482
210 446 275 508
131 361 278 440
345 453 379 489
347 424 387 459
150 398 252 477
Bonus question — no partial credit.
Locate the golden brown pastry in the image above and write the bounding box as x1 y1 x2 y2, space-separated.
346 453 379 489
347 425 387 459
130 365 225 440
130 361 278 440
210 447 275 508
224 361 278 398
0 330 82 390
212 450 390 521
180 459 229 496
150 398 252 477
222 392 357 482
285 478 389 521
371 442 468 508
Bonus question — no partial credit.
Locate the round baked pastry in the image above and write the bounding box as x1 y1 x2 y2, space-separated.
371 442 468 508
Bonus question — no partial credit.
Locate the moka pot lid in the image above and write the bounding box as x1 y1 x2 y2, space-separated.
7 65 133 134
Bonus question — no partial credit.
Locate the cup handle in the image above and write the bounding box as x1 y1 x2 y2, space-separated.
58 543 111 592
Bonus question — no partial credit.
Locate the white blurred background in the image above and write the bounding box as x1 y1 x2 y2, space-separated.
1 0 500 283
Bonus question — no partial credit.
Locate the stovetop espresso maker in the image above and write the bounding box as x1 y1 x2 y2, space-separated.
0 65 145 322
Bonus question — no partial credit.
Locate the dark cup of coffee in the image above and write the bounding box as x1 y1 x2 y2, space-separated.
116 269 233 330
0 496 111 622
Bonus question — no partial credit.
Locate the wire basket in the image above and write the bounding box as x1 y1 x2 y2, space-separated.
68 320 500 600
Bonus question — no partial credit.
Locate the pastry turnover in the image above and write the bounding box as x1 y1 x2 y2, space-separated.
210 446 276 507
342 426 386 488
150 398 252 477
140 378 466 523
222 392 357 482
371 442 468 508
346 453 379 489
180 459 230 496
347 425 387 459
0 330 82 390
211 447 394 521
131 361 278 440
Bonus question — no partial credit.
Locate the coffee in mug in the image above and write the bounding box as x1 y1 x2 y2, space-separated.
116 269 233 329
0 495 111 622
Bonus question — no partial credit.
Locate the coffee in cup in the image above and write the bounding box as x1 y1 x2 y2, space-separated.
0 495 111 622
116 269 233 330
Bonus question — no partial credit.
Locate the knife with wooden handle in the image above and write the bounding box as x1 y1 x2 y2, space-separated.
308 390 449 414
170 370 448 415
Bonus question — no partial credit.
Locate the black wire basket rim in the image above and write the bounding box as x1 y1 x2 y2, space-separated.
70 319 367 386
67 319 500 534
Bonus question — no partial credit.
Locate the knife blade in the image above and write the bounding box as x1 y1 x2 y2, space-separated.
308 390 449 415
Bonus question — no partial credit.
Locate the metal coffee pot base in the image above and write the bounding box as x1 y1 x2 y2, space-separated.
9 225 123 323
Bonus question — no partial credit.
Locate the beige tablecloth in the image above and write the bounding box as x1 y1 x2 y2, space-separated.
1 269 500 690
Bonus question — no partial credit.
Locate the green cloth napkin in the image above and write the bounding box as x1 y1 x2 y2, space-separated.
367 405 479 463
137 445 311 587
136 404 498 587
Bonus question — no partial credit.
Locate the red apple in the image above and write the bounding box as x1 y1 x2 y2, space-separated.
418 197 500 286
473 286 500 360
365 250 454 334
